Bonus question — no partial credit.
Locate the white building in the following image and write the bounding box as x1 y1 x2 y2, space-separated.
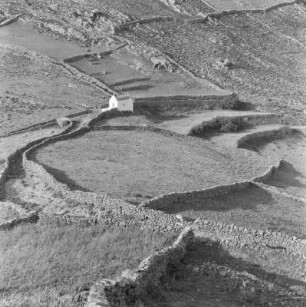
109 95 134 112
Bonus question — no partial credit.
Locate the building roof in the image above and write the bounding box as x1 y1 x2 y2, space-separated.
113 95 133 101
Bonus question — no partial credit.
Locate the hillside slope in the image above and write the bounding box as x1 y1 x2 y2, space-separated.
122 2 306 114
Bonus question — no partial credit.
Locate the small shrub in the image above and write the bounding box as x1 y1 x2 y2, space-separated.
189 117 245 136
219 118 243 132
221 94 248 110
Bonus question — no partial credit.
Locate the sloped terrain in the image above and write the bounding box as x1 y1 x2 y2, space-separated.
121 3 306 116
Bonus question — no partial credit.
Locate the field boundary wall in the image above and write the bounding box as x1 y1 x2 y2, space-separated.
86 227 194 307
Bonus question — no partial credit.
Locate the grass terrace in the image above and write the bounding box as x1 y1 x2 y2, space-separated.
35 129 271 203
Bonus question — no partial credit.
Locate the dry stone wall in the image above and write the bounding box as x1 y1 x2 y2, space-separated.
237 126 304 149
86 227 194 307
59 61 116 96
0 13 22 28
0 211 38 231
191 0 306 24
140 181 251 210
253 181 306 203
0 103 288 233
251 159 284 182
114 16 175 33
0 120 75 199
0 109 90 138
134 93 235 110
20 110 186 231
193 218 306 257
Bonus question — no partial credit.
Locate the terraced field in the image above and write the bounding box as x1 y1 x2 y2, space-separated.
35 129 272 203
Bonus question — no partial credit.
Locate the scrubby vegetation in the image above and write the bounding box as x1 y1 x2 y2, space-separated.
0 223 176 306
188 116 246 137
220 95 248 111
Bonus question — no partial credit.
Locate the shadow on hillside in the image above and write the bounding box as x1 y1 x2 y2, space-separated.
263 161 306 190
138 106 189 124
161 239 306 307
161 185 275 215
39 163 91 192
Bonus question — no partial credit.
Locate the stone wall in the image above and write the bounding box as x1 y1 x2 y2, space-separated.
1 105 285 232
134 94 235 110
251 159 284 182
19 110 187 231
1 109 90 138
63 51 112 64
191 0 305 24
138 159 285 212
59 61 116 96
0 160 9 199
0 211 39 231
253 181 306 203
140 181 251 210
114 16 175 33
193 218 306 256
86 227 194 307
237 126 303 149
0 121 75 200
0 14 22 28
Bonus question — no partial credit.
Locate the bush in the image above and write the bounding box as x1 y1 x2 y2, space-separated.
189 116 245 136
221 94 248 110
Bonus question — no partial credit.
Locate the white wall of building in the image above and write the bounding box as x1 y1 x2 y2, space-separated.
108 95 134 112
118 99 134 111
109 95 118 109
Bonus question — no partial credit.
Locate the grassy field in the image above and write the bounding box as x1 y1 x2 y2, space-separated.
35 129 272 203
0 223 176 307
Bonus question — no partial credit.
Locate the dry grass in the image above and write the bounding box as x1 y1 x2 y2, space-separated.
0 223 176 306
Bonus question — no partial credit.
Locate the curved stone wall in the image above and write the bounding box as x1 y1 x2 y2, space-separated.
237 126 304 149
0 109 289 232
